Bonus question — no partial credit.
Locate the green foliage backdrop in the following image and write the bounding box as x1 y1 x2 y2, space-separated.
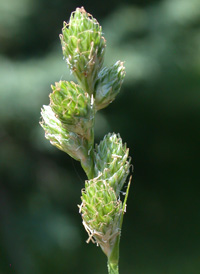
0 0 200 273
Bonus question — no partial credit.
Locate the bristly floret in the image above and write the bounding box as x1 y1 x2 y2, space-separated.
94 133 131 197
60 7 106 94
40 105 89 162
94 61 126 111
79 178 123 257
50 80 94 141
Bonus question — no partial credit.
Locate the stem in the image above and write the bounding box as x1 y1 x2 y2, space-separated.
81 119 95 179
107 261 119 274
107 178 132 274
81 148 94 179
107 234 120 274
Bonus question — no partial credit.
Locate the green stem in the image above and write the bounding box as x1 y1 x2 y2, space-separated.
81 148 94 179
81 123 95 179
107 261 119 274
107 234 120 274
107 177 132 274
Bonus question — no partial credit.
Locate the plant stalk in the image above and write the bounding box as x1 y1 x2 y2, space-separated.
107 259 119 274
107 178 131 274
107 234 120 274
80 100 95 179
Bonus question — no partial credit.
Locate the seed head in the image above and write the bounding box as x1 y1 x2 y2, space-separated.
40 105 89 162
50 80 94 141
79 178 123 257
60 7 106 94
94 61 125 110
94 133 131 196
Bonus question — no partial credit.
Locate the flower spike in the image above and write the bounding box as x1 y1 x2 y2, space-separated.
40 7 132 274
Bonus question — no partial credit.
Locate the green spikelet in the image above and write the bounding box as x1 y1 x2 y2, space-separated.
40 105 89 162
94 61 126 111
79 178 123 257
94 133 131 196
60 7 106 94
50 80 94 141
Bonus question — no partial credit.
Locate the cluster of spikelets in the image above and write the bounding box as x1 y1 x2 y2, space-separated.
80 133 131 256
40 7 131 258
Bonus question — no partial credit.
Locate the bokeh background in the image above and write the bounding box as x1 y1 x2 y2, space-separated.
0 0 200 273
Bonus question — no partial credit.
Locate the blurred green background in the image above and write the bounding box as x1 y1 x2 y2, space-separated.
0 0 200 273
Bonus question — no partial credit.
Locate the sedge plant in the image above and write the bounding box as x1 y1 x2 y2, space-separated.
40 7 132 274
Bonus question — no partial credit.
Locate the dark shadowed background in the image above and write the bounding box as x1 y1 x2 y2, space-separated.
0 0 200 273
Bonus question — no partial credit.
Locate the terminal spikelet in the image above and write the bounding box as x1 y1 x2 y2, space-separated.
60 7 106 94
